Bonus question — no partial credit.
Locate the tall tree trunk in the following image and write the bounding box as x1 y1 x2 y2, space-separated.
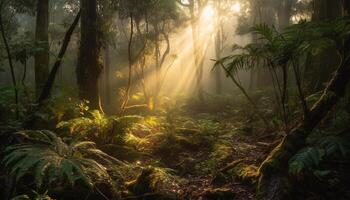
0 1 18 118
277 0 293 30
305 0 343 93
34 0 49 97
77 0 103 110
104 45 111 106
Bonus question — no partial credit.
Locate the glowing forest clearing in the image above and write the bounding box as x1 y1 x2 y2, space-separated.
1 0 350 200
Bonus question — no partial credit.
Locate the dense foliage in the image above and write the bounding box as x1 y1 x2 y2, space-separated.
1 0 350 200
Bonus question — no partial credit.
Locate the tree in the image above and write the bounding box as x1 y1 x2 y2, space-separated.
38 10 81 105
116 0 179 111
177 0 209 101
34 0 49 97
218 17 350 199
305 0 343 92
256 19 350 200
0 0 19 118
258 44 350 199
77 0 103 111
148 0 178 107
213 1 225 94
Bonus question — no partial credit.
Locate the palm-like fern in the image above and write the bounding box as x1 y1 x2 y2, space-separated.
217 19 350 76
57 110 142 144
2 130 114 189
288 147 325 175
214 19 350 129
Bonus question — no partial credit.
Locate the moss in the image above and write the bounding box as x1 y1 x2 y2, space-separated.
256 136 299 200
258 138 295 175
210 143 233 163
126 166 179 200
230 164 258 184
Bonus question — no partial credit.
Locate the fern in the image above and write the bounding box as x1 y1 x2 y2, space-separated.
2 130 114 189
289 135 350 176
216 19 350 78
251 23 275 42
289 147 325 175
57 110 142 143
317 136 349 157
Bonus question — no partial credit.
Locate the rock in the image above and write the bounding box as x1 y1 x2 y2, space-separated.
202 188 236 200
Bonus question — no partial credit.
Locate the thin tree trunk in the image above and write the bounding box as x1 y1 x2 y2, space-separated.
21 58 27 87
38 10 81 105
34 0 50 97
121 13 134 113
220 63 270 128
0 1 18 118
214 25 223 94
291 59 308 118
153 29 170 104
154 25 161 107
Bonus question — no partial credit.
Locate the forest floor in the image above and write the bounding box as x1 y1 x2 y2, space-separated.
0 95 280 200
115 101 278 200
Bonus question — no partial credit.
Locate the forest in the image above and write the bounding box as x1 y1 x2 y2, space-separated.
0 0 350 199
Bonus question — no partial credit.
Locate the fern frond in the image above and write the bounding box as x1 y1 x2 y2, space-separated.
317 136 349 157
2 130 114 190
251 23 275 42
289 147 325 175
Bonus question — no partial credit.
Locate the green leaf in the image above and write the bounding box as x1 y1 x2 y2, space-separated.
289 147 324 175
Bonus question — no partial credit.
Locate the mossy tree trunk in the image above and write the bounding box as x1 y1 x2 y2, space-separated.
258 37 350 199
34 0 49 97
77 0 103 111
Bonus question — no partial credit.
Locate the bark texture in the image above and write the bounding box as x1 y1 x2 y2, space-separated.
77 0 103 110
305 0 343 92
34 0 49 97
